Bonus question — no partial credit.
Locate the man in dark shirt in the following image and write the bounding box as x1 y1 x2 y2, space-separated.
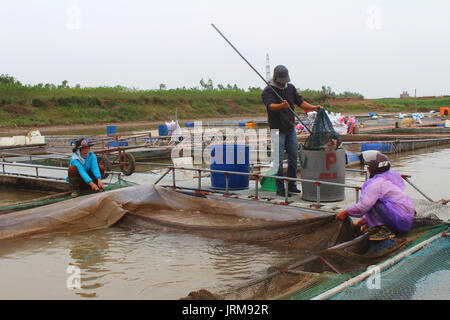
262 65 321 197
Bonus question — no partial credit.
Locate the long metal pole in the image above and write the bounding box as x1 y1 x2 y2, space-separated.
211 23 312 134
402 175 434 202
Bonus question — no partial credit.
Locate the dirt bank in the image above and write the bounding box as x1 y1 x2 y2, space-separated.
0 111 418 137
0 114 267 136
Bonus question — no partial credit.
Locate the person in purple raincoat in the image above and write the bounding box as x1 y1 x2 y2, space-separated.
336 150 415 241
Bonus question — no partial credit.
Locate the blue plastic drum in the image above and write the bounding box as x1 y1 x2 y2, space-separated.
106 126 117 136
158 125 169 136
210 144 250 190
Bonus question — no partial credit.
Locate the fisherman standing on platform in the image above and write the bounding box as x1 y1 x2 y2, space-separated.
262 65 322 197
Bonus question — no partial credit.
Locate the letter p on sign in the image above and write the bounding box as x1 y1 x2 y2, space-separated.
326 153 337 171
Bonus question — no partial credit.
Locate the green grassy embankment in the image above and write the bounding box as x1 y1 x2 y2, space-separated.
0 86 268 127
0 80 448 127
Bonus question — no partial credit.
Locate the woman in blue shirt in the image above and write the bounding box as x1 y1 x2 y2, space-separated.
68 138 105 198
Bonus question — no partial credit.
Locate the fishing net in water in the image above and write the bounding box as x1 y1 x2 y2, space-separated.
412 198 450 225
180 199 450 300
303 108 341 150
0 185 354 251
119 187 355 251
293 200 449 300
181 223 447 301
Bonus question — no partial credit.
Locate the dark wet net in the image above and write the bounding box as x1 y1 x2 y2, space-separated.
304 108 341 150
179 223 448 300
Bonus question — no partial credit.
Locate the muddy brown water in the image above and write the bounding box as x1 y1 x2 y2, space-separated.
0 145 448 299
0 187 50 206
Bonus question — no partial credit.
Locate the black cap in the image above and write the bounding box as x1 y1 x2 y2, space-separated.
273 65 290 84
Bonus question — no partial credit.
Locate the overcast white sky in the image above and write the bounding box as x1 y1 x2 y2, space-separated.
1 0 449 98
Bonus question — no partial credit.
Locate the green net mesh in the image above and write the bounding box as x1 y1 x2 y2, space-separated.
329 234 449 300
287 224 448 300
303 108 341 150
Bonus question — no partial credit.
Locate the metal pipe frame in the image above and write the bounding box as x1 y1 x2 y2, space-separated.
0 161 121 177
0 151 70 161
155 165 361 188
342 137 450 145
154 164 364 205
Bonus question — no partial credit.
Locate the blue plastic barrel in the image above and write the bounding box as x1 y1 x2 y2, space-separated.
107 139 129 147
158 124 169 136
106 126 117 136
238 121 246 127
185 122 195 127
361 143 392 153
210 144 250 190
345 151 361 165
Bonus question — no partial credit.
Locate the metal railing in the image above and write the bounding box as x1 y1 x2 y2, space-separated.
1 160 435 206
0 161 121 182
1 152 71 167
154 165 363 208
154 165 436 206
342 137 450 145
45 133 173 149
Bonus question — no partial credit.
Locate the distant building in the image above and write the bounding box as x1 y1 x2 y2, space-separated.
400 91 410 99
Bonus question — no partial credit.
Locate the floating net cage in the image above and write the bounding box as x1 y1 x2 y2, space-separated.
181 198 449 300
1 179 448 300
324 199 449 300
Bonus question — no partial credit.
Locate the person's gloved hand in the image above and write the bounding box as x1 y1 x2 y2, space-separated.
336 209 349 221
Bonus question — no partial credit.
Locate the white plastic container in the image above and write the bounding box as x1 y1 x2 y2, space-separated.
0 137 14 147
26 136 46 145
13 136 26 146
